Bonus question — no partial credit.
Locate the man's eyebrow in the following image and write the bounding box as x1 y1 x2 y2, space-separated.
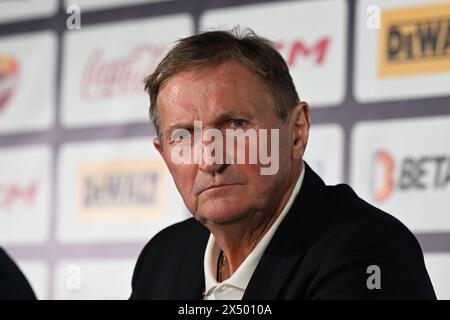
163 121 194 136
166 122 194 134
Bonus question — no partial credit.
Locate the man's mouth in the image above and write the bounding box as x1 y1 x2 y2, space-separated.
199 183 238 194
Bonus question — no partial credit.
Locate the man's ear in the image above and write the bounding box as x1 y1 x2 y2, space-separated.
153 137 163 155
291 101 311 160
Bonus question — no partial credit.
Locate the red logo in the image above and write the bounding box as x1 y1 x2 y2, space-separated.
0 183 37 209
372 151 395 202
81 44 166 100
0 54 19 112
276 37 331 67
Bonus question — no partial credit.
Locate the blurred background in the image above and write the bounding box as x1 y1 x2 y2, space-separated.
0 0 449 299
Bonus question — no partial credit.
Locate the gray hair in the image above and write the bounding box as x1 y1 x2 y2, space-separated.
144 27 300 140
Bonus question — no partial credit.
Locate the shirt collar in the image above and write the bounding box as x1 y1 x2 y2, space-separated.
203 162 306 296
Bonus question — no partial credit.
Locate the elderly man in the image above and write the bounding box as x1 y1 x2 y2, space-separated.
130 29 436 300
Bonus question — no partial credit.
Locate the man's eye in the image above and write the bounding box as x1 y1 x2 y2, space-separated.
171 129 191 143
229 119 249 129
174 134 184 141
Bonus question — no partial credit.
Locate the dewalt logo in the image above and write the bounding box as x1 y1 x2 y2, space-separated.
379 2 450 77
75 159 167 222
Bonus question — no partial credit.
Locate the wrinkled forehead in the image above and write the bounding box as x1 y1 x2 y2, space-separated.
156 61 275 126
158 60 265 98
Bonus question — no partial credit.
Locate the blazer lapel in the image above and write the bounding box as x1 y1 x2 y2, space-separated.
243 163 327 299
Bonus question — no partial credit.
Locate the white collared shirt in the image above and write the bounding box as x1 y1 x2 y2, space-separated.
203 163 306 300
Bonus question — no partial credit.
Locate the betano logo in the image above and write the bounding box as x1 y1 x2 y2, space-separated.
379 2 450 77
371 151 394 202
0 54 19 112
372 151 450 202
75 159 167 222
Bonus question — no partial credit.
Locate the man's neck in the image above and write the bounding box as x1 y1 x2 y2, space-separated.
207 162 303 279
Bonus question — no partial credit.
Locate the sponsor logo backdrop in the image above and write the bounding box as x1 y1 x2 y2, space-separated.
0 0 449 299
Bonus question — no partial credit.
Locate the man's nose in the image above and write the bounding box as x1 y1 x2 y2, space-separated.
199 160 226 174
198 139 227 174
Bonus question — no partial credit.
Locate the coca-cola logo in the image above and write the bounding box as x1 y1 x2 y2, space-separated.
0 54 19 112
81 44 166 100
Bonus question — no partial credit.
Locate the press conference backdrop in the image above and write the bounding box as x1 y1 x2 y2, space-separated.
0 0 449 299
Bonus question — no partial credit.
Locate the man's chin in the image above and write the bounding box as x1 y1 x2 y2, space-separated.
196 207 249 226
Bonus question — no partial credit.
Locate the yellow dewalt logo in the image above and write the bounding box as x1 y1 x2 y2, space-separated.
75 159 167 222
379 2 450 77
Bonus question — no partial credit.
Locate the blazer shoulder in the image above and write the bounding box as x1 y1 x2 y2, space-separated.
322 183 405 226
311 183 422 256
135 217 208 264
307 183 429 263
0 247 36 300
300 184 436 299
131 218 209 297
150 217 208 245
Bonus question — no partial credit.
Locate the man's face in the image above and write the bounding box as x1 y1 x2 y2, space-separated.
154 60 302 226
